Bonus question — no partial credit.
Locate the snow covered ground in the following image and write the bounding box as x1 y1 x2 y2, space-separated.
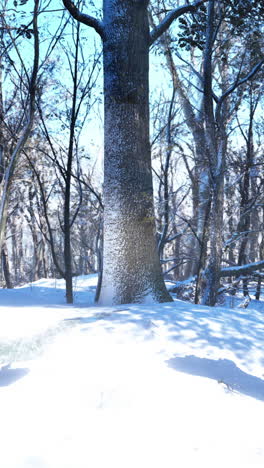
0 275 264 468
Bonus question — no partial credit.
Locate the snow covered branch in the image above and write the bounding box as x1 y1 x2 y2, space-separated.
220 260 264 278
149 0 207 45
62 0 104 39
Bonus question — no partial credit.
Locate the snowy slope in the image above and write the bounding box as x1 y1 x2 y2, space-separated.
0 275 264 468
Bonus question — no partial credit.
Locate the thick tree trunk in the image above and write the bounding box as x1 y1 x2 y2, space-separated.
98 0 171 305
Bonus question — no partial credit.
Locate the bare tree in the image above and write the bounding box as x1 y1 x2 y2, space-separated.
0 0 39 259
150 0 263 305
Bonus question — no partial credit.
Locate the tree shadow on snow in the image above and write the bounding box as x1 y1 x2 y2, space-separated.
70 302 264 364
0 364 29 387
167 355 264 401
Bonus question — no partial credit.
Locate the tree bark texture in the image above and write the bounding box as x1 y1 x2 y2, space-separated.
98 0 172 304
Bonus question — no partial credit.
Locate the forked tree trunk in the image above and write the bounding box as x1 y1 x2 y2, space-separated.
158 32 210 279
98 0 171 304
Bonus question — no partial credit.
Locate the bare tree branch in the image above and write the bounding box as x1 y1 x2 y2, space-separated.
216 60 264 120
62 0 104 39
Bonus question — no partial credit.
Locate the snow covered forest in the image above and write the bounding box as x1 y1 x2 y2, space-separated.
0 1 264 467
0 0 263 306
